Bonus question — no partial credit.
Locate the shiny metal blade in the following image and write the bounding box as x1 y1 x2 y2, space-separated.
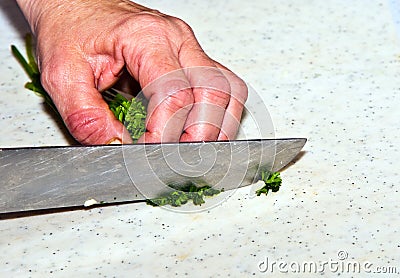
0 138 306 213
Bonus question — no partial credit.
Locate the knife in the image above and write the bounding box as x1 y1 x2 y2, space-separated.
0 138 306 213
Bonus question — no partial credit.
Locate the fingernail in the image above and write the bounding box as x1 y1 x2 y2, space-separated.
107 138 122 145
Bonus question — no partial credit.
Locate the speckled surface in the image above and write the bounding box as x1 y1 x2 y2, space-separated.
1 0 399 276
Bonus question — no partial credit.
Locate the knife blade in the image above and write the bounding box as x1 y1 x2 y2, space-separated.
0 138 306 213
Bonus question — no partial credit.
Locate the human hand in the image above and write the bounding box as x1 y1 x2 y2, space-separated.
16 0 248 144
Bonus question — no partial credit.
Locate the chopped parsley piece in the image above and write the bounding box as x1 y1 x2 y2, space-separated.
108 93 131 122
255 171 282 196
108 93 146 142
146 182 223 207
124 97 146 142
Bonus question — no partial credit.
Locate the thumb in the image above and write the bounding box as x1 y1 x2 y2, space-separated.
40 59 132 145
61 95 133 145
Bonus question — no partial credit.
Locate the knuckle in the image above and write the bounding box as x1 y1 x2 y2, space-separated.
137 12 166 25
117 12 194 54
134 13 193 38
169 16 193 33
40 62 64 93
212 74 231 93
115 13 170 42
232 77 248 103
199 74 231 107
133 12 172 34
163 88 194 112
202 88 231 108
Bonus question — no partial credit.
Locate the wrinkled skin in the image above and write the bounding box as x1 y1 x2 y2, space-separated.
16 0 248 144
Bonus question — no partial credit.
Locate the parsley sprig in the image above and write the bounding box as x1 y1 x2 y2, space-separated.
124 97 146 142
146 182 223 207
108 92 146 142
11 34 58 115
108 93 131 122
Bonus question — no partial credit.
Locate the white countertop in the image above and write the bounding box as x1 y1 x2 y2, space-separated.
1 0 399 276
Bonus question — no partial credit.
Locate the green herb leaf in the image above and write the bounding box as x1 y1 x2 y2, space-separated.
108 93 131 122
255 171 282 196
146 182 223 207
125 98 146 142
11 34 59 115
108 93 147 142
25 34 39 75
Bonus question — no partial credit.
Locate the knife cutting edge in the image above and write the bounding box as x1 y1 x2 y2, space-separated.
0 138 306 213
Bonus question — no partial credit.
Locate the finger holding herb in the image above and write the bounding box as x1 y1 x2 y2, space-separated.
15 0 247 144
12 33 134 145
12 35 283 208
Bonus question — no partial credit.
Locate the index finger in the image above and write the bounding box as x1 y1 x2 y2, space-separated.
180 66 232 142
140 68 194 143
124 46 194 143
